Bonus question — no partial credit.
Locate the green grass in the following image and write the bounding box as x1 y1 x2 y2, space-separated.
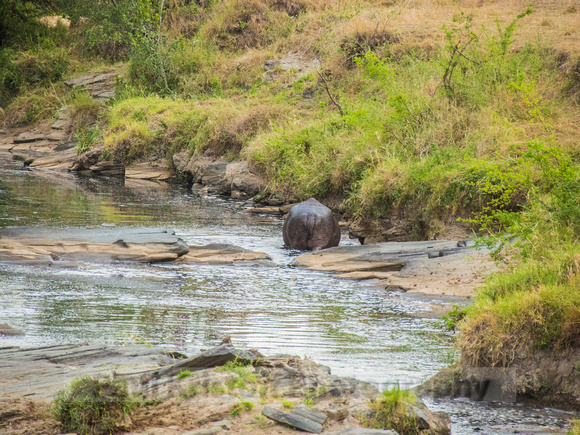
280 399 295 409
51 376 141 435
230 400 254 417
176 370 193 379
215 358 258 391
364 386 419 434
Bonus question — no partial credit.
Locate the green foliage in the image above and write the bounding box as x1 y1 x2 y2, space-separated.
75 125 101 154
230 400 253 417
440 8 534 106
216 358 258 390
365 386 419 434
128 37 179 95
65 0 156 61
280 399 295 409
0 36 69 107
176 370 192 379
440 303 467 331
464 137 578 261
458 138 580 361
0 0 59 45
51 376 140 435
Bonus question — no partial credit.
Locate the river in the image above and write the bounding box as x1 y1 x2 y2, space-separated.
0 154 576 433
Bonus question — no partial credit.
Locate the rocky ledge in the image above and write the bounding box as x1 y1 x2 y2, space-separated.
291 240 495 297
0 227 271 266
0 343 451 434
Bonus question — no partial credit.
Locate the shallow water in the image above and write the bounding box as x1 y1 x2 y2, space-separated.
0 155 577 432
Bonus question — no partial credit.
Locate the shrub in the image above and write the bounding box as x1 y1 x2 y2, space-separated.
51 376 140 435
365 386 419 434
65 0 156 61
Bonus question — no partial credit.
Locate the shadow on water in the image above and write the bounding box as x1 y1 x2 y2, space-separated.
0 154 577 432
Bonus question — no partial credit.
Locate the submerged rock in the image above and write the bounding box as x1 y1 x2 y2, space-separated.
176 243 272 265
0 324 24 336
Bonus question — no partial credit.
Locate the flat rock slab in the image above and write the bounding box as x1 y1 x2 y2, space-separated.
27 148 77 170
262 404 327 433
0 344 175 401
13 132 46 144
0 227 189 265
292 241 495 297
64 71 120 101
126 162 171 180
177 243 272 265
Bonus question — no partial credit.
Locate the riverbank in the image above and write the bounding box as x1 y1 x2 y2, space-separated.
1 0 580 425
0 342 451 434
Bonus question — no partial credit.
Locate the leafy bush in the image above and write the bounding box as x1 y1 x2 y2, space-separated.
51 376 140 435
0 42 69 107
128 37 179 95
440 303 467 331
65 0 156 61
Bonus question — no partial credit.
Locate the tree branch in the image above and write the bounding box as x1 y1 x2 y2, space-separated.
316 68 344 117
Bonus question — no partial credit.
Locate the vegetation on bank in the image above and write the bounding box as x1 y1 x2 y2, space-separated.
1 0 580 403
51 376 140 435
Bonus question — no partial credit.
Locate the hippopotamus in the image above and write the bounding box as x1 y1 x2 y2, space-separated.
282 198 341 251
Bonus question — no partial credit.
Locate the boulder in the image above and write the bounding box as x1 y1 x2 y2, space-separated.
225 161 264 198
201 161 229 194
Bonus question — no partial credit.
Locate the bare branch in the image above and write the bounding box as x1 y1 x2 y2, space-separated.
316 69 344 117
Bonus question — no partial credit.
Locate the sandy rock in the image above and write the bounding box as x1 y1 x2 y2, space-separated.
153 344 260 379
292 241 495 297
177 243 272 265
0 227 189 265
333 430 399 434
13 132 46 144
51 106 70 130
28 148 77 170
172 149 190 173
0 344 176 401
200 161 229 194
64 71 120 102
